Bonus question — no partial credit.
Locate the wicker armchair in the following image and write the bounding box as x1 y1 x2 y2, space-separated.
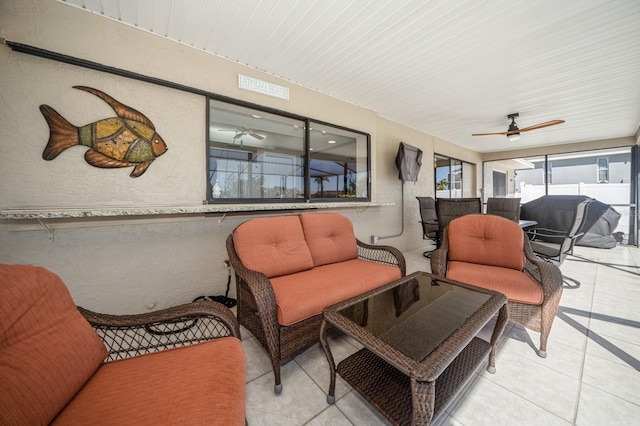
226 215 406 393
430 214 563 357
1 264 245 425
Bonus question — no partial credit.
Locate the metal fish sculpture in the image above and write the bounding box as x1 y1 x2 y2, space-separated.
40 86 168 178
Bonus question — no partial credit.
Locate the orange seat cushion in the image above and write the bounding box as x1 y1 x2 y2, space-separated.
446 261 543 305
448 214 525 271
300 213 358 266
270 259 402 325
0 265 107 425
52 337 246 426
233 215 313 278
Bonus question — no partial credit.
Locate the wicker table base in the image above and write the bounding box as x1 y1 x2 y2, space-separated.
320 272 508 426
337 339 490 425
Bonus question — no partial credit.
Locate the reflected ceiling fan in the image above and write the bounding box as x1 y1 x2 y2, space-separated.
218 127 265 143
472 113 565 142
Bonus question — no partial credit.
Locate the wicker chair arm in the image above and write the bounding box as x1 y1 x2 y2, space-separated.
78 300 240 362
225 233 281 359
429 228 449 276
356 239 407 276
225 235 278 316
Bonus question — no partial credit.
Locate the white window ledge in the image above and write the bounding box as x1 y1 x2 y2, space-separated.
0 202 392 220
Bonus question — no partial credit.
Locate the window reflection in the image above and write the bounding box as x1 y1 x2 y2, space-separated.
207 99 369 202
309 122 368 199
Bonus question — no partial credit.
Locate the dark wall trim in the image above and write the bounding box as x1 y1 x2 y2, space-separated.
5 40 369 134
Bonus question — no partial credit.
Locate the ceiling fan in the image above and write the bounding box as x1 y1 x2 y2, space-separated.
472 113 565 141
218 127 265 142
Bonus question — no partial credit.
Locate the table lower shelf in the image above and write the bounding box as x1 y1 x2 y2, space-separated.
337 337 491 426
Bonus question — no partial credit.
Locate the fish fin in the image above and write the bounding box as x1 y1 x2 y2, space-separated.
130 161 152 178
84 149 134 169
40 105 79 160
73 86 155 129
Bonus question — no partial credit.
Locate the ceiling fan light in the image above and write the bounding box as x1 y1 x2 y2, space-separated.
507 133 521 142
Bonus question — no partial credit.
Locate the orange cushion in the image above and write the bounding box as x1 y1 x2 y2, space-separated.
270 259 402 325
446 261 543 305
448 214 525 271
52 338 246 426
0 265 108 425
233 215 313 278
300 213 358 266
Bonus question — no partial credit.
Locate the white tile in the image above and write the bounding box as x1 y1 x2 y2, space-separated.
587 308 640 345
479 343 580 421
432 413 465 426
544 310 590 352
585 333 640 369
244 361 329 425
295 333 357 400
581 351 640 405
305 405 353 426
241 336 274 382
497 332 585 379
576 383 640 426
448 376 571 426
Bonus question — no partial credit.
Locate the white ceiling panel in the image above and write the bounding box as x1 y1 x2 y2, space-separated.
57 0 640 153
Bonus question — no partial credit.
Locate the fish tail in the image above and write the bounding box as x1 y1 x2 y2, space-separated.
40 105 79 160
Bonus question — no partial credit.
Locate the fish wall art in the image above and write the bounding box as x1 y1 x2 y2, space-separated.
40 86 168 178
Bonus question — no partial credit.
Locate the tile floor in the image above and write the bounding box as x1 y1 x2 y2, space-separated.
239 244 640 425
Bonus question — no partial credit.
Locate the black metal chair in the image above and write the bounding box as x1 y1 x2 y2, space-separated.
436 197 482 237
416 196 439 257
486 197 521 222
521 195 594 264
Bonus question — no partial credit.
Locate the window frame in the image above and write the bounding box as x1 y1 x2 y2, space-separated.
597 157 609 183
205 97 371 204
434 154 473 199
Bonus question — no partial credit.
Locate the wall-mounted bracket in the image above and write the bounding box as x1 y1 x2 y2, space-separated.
37 218 54 241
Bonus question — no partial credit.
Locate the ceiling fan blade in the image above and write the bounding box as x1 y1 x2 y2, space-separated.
519 120 565 132
472 131 508 136
249 131 265 140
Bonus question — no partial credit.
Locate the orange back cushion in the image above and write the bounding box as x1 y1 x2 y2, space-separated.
0 264 107 425
300 213 358 266
448 214 524 270
233 215 314 278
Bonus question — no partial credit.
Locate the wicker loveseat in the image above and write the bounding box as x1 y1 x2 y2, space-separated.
430 214 564 357
0 264 246 425
227 212 406 393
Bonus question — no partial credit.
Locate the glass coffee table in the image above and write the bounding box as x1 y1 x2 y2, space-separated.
320 271 508 426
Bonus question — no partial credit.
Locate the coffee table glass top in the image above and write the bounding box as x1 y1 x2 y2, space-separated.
334 273 492 362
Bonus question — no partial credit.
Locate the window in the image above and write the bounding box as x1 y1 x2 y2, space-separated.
597 157 609 183
484 147 633 242
435 154 473 198
207 99 369 203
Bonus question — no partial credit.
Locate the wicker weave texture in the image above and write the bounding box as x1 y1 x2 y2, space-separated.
79 300 240 362
227 228 406 391
322 272 507 426
431 223 563 355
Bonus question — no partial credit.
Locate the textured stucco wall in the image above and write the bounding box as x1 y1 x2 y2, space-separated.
0 0 479 313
